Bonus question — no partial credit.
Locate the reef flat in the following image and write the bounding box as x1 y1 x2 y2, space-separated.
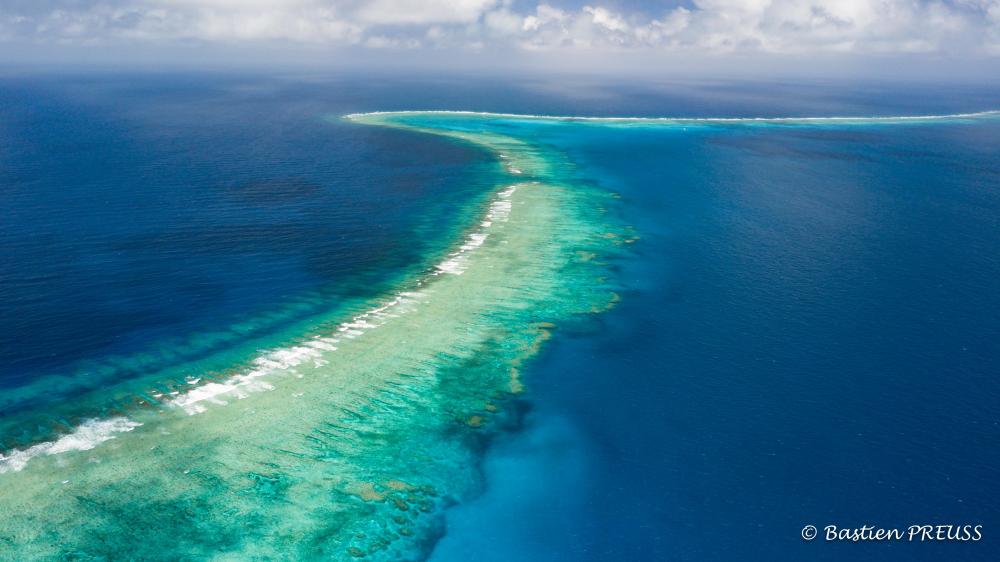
0 112 625 561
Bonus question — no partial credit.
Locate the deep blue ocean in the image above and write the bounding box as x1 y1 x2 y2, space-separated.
2 72 999 561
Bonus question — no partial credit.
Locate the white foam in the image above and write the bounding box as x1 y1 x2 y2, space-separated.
461 233 489 250
166 289 429 414
306 340 337 351
345 109 1000 125
431 185 517 276
435 257 466 275
2 173 528 475
0 418 142 474
163 184 519 414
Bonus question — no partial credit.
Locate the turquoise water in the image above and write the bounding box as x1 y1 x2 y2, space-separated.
2 75 999 560
0 106 626 561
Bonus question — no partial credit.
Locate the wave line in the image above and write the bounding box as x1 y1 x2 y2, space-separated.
345 109 1000 124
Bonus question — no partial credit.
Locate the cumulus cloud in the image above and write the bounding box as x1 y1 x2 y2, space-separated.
1 0 998 58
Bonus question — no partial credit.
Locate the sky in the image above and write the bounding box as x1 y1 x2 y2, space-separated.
1 0 999 77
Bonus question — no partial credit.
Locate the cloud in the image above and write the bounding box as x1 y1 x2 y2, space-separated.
356 0 499 25
1 0 999 60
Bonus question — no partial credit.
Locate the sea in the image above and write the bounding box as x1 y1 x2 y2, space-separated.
0 71 998 561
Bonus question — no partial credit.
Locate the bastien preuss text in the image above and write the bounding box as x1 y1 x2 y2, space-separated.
800 524 983 542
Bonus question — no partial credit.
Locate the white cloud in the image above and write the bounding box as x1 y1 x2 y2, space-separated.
522 4 569 33
1 0 999 59
583 6 628 33
483 8 522 35
356 0 499 25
